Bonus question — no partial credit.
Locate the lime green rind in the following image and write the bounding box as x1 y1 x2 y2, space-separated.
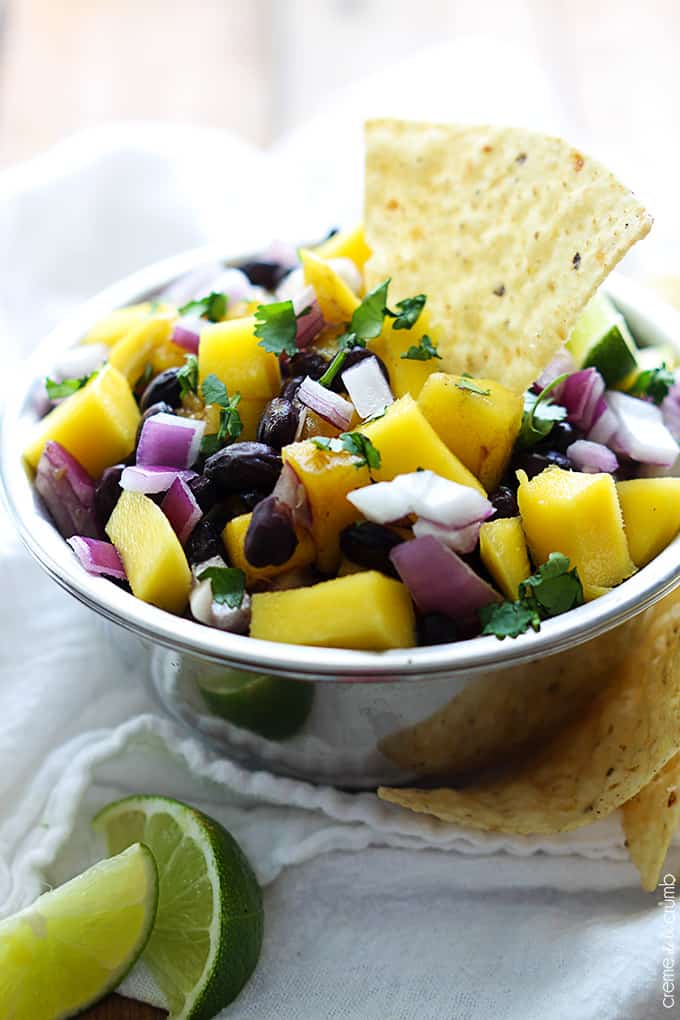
93 794 264 1020
0 843 158 1020
568 292 639 386
198 669 314 740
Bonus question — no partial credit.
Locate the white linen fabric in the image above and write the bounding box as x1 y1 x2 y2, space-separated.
1 41 679 1019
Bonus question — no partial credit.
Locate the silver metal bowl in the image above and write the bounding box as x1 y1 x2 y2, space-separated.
2 247 680 788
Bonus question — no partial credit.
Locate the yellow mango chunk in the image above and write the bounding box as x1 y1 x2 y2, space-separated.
361 395 486 494
300 249 359 324
479 517 531 600
517 467 635 597
418 373 523 491
223 513 316 587
199 317 280 401
106 490 191 614
24 364 140 476
369 308 444 399
315 224 371 271
82 302 173 347
108 317 174 385
202 397 266 444
250 570 415 650
150 338 189 375
282 441 369 572
617 478 680 567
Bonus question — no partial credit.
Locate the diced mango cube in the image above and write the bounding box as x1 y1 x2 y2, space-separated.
517 467 635 597
150 339 189 375
108 316 174 385
369 308 444 399
106 490 191 613
361 395 485 493
300 249 359 324
199 317 280 401
479 517 531 600
282 441 369 572
418 373 523 491
250 570 415 649
223 512 316 587
617 478 680 568
82 302 173 347
315 224 371 271
24 363 140 477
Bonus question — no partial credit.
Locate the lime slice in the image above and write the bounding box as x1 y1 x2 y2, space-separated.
94 795 263 1020
0 843 158 1020
567 292 639 385
198 668 314 740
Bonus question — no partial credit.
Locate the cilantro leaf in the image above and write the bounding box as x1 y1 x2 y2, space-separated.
177 354 199 398
479 551 583 639
387 294 427 330
201 374 229 407
629 363 676 405
349 279 391 341
179 291 228 323
337 331 365 351
45 372 96 400
198 566 246 608
517 374 569 448
318 350 348 388
254 300 304 356
400 335 442 362
311 432 381 471
480 601 540 639
200 374 242 454
455 377 491 396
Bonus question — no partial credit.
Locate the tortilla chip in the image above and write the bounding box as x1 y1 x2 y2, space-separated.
622 752 680 892
379 611 647 779
379 587 680 835
364 119 652 393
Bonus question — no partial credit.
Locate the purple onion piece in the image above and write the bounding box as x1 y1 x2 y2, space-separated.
566 439 619 474
161 476 203 544
67 536 126 579
390 535 501 619
136 412 205 469
35 441 99 539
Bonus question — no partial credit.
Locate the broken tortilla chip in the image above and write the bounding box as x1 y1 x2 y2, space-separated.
622 752 680 892
364 119 652 393
379 587 680 836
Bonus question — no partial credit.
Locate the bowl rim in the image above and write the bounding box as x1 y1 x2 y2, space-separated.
2 245 680 682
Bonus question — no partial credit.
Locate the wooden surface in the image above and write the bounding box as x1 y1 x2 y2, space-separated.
81 994 166 1019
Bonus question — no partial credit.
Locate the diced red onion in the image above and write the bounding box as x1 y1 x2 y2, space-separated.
534 349 576 394
273 462 311 530
566 439 619 474
412 517 484 554
136 412 205 469
161 476 203 543
171 316 203 354
35 441 99 539
297 376 353 430
67 536 126 579
293 286 325 347
662 379 680 441
586 398 618 445
560 368 605 431
341 356 393 420
121 465 198 494
607 391 679 467
348 470 492 529
390 535 500 619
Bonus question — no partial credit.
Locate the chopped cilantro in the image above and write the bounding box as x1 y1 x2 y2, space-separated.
400 334 442 362
629 363 676 405
200 373 242 454
311 432 381 472
480 552 584 639
386 294 426 330
254 299 311 356
351 279 391 341
455 377 491 396
45 372 96 400
517 374 569 448
179 291 228 323
201 374 228 407
148 299 162 315
318 350 348 388
198 566 246 608
177 354 199 397
337 331 365 351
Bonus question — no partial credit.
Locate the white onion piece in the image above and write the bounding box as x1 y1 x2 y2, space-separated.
273 462 311 530
136 412 205 469
348 471 492 528
587 401 618 445
209 268 254 306
293 287 325 347
297 376 353 430
662 379 680 441
341 357 393 420
607 391 679 467
327 257 362 294
159 262 224 305
412 517 484 554
49 343 109 386
276 267 305 301
121 466 197 494
190 556 251 633
639 454 680 478
566 439 619 474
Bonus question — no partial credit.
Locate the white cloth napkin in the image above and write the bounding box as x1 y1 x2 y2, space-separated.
1 41 679 1020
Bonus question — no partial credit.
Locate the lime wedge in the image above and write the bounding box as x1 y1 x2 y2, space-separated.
94 795 263 1020
568 292 639 385
198 668 314 740
0 843 158 1020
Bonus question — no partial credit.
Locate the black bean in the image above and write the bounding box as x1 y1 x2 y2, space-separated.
241 489 268 510
140 369 182 412
217 490 268 524
135 400 174 445
281 351 328 381
204 442 282 495
535 420 581 454
245 496 298 567
187 474 218 513
185 519 225 565
94 464 125 530
418 613 458 646
256 397 300 449
236 259 291 291
280 377 304 401
339 523 401 578
489 485 519 519
330 347 390 393
512 448 572 480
